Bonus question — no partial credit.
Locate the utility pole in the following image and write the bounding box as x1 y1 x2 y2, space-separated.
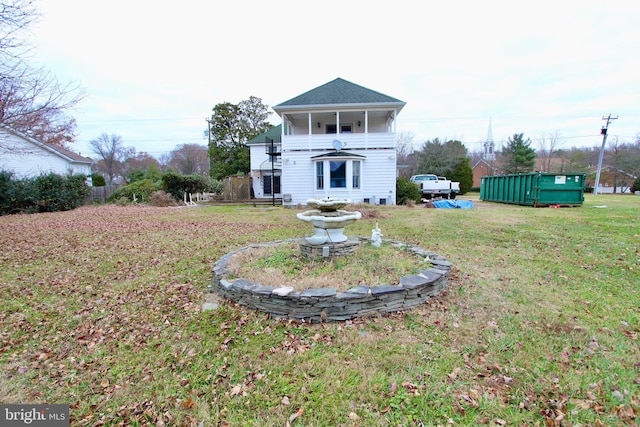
205 118 213 173
205 118 212 146
593 114 618 195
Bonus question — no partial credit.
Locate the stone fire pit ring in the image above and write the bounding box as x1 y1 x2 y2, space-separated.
211 237 452 322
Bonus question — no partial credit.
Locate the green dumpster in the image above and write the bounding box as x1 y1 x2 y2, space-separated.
480 172 586 207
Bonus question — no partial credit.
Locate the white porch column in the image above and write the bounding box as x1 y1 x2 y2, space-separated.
364 111 369 149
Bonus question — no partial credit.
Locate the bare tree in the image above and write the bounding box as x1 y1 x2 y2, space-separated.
396 131 417 178
89 133 131 184
0 0 36 61
122 152 160 182
168 143 209 175
0 0 84 147
536 131 562 172
157 152 171 172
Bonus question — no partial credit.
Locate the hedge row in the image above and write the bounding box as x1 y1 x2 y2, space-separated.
0 170 90 215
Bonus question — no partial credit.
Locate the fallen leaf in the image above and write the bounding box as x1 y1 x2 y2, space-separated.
389 382 398 394
182 398 195 410
281 396 290 405
230 385 242 396
348 412 359 420
289 407 304 422
447 367 461 380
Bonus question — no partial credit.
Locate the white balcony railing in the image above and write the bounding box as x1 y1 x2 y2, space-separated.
282 132 395 151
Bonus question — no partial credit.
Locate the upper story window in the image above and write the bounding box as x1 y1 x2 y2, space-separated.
325 124 352 134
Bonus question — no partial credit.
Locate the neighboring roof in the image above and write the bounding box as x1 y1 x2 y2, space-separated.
273 78 406 112
247 124 282 145
472 158 499 171
0 125 94 165
596 165 637 180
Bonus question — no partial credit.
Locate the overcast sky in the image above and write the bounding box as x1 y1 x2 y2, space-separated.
31 0 639 159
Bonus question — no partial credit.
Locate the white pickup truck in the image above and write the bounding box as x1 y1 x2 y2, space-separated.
410 174 460 199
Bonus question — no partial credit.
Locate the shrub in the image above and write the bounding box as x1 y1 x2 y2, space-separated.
449 157 474 195
396 177 421 205
91 174 106 187
33 173 90 212
109 179 160 203
632 177 640 193
0 170 30 214
209 178 223 194
0 171 89 215
161 172 209 200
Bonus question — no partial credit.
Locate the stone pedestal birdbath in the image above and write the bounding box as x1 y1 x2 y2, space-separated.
296 198 362 259
210 196 452 322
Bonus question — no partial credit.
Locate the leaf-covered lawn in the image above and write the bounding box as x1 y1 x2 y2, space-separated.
0 198 638 426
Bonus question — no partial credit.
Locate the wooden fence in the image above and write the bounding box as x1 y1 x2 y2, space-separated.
89 185 120 203
223 175 252 201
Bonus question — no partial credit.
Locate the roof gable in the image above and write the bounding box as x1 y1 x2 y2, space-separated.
0 125 93 165
274 78 405 110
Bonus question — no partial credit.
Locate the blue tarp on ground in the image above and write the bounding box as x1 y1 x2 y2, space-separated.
432 200 474 209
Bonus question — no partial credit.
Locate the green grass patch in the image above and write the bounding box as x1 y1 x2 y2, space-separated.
0 197 638 425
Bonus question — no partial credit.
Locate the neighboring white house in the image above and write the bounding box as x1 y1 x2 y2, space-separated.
0 126 94 180
248 78 406 206
247 124 283 200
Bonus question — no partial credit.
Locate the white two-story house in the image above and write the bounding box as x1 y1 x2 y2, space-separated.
248 78 405 207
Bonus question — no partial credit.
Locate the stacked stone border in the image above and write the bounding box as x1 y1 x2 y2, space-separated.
211 237 452 322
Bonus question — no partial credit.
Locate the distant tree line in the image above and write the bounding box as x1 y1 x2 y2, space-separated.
88 133 211 185
396 134 474 194
398 131 640 192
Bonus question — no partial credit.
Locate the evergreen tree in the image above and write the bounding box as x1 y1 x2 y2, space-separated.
502 133 536 173
416 138 467 177
449 157 474 194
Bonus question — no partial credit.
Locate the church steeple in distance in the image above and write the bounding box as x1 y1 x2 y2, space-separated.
483 117 496 161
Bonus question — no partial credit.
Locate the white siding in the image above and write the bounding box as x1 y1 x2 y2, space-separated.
0 130 91 178
361 149 396 205
249 144 282 198
281 148 397 207
281 152 315 205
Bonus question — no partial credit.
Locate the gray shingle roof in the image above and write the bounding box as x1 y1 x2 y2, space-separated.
0 125 94 164
274 78 405 109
